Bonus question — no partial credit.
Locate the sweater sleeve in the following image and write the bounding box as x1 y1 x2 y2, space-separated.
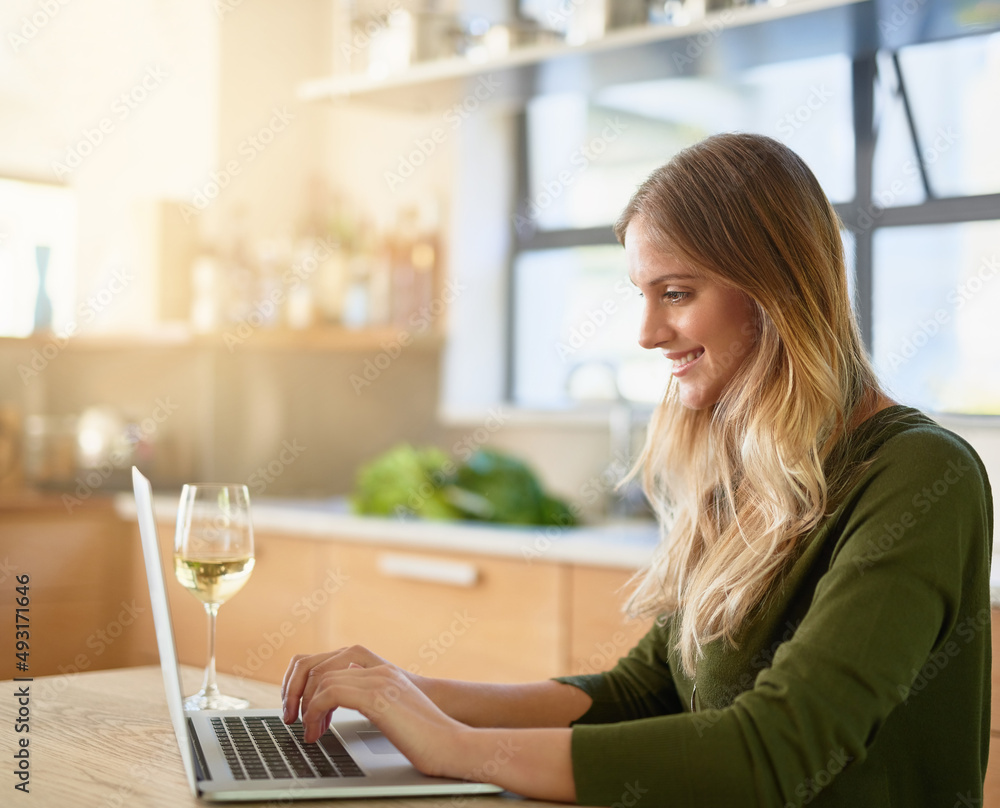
567 427 992 807
553 618 684 724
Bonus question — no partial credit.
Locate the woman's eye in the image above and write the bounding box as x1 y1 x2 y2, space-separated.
638 290 689 302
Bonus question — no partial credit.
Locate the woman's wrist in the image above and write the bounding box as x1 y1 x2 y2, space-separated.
439 725 578 802
406 670 446 705
442 726 512 783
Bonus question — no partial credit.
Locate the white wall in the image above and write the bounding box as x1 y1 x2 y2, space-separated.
0 0 219 332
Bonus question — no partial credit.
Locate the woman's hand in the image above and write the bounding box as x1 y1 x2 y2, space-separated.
281 647 579 801
281 646 410 727
281 646 467 779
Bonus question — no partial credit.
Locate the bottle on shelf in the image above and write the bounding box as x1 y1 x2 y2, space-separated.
189 248 222 333
284 238 317 330
389 206 418 328
411 198 442 329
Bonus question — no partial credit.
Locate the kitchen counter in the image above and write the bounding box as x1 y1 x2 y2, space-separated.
112 492 661 570
113 492 1000 601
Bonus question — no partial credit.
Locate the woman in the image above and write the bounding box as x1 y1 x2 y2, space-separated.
282 133 993 806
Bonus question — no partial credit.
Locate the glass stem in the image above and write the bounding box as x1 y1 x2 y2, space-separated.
202 602 220 698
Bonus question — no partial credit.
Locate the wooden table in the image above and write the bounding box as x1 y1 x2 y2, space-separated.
0 665 562 807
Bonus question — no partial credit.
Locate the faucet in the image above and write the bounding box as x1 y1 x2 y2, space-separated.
565 360 644 519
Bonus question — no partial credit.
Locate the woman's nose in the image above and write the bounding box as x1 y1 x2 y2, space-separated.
638 304 672 350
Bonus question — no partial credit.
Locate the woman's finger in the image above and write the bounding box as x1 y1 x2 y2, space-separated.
283 646 389 724
282 651 343 722
302 674 365 742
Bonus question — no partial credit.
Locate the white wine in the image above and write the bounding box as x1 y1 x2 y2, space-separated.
174 556 255 605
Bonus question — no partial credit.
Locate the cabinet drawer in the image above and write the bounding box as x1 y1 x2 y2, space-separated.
986 733 1000 808
568 566 653 676
318 542 566 683
992 609 1000 731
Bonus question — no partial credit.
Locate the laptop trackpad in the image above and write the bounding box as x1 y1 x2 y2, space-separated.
356 730 398 756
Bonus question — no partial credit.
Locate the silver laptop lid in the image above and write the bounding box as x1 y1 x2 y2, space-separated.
132 466 199 795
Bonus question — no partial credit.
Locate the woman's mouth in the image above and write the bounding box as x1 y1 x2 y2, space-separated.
668 349 705 376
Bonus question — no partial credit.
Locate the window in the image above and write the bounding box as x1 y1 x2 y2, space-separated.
512 245 660 407
873 222 1000 415
508 30 1000 416
0 178 77 337
873 32 1000 204
867 31 1000 415
511 53 856 409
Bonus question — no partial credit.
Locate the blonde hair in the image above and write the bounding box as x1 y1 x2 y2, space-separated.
619 133 882 676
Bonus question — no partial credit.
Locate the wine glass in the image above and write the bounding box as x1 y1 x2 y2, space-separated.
174 483 256 710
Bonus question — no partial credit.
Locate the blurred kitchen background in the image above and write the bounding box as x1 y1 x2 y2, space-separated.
0 0 999 522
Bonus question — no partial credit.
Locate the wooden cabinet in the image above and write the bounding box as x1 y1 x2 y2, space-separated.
127 524 644 685
0 496 141 679
317 542 568 683
568 566 653 676
0 496 655 687
986 609 1000 807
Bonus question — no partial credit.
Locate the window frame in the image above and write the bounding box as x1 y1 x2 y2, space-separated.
504 43 1000 416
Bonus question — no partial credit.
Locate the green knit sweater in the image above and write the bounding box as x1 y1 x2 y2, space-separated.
556 407 993 807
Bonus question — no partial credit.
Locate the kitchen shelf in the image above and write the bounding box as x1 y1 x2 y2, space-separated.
0 326 444 354
198 324 445 352
298 0 877 111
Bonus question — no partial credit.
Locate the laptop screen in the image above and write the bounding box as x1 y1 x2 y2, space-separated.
132 466 199 794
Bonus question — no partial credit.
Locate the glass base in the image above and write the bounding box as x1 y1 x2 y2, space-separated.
184 690 249 711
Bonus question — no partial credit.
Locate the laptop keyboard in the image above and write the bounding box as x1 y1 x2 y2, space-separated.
211 716 365 780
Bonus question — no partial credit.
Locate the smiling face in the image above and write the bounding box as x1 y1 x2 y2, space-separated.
626 219 758 410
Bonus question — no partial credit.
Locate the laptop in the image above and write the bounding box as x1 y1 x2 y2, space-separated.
132 466 503 801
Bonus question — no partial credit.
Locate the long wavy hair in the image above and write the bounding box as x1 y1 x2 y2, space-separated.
619 133 883 676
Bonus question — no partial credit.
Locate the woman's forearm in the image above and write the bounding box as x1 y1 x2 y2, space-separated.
449 726 577 803
411 676 593 728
